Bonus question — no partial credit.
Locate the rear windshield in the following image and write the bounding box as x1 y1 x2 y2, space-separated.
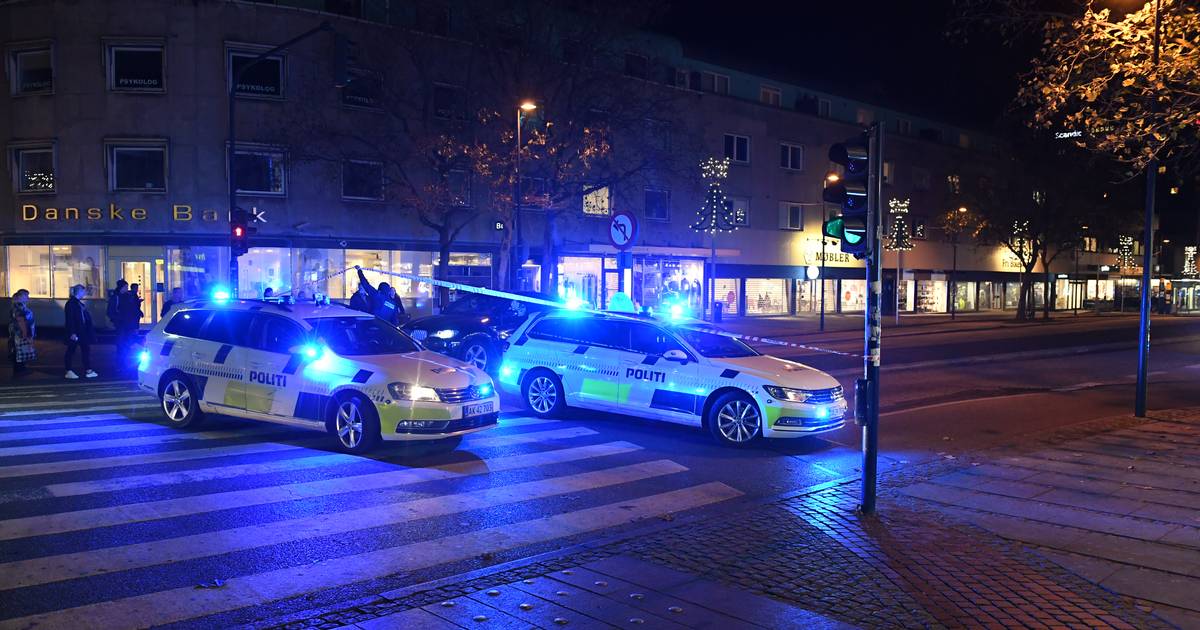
307 317 420 356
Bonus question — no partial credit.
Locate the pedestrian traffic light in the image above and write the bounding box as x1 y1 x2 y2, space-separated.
822 137 871 257
231 208 250 258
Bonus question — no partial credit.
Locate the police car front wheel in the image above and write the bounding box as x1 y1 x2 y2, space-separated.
523 370 566 417
159 373 204 429
708 392 762 447
329 394 381 453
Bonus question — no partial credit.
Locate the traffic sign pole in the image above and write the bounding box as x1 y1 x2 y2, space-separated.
861 122 884 515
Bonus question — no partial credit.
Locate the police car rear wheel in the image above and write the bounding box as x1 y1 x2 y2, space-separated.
709 393 762 446
160 375 203 428
524 371 565 417
331 395 380 453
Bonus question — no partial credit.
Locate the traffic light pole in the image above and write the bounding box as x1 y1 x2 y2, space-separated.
861 123 884 515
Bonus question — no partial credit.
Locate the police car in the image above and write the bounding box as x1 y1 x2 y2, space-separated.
496 311 847 446
137 297 499 453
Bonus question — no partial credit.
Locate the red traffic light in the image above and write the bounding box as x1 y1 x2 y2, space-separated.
233 226 245 238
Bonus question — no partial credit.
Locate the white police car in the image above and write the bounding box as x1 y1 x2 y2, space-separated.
137 297 499 453
496 311 847 446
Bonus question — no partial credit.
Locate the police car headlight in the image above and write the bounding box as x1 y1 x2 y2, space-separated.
433 329 458 340
388 382 440 402
763 385 810 403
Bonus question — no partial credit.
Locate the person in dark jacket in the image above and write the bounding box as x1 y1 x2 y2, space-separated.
161 287 184 319
114 280 142 365
64 284 97 379
348 283 370 313
355 267 406 325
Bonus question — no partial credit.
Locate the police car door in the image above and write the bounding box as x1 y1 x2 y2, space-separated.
623 322 702 424
195 309 254 412
242 313 308 418
573 318 634 410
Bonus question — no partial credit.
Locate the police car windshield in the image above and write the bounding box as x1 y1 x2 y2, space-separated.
676 327 759 358
307 317 419 356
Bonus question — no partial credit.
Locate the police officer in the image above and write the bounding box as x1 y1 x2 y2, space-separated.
355 267 406 326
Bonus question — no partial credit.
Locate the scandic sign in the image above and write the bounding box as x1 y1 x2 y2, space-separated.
20 203 224 222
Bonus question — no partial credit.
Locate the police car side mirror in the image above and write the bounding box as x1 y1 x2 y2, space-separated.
663 349 689 364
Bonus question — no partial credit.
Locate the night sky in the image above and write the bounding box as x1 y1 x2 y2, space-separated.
652 0 1036 131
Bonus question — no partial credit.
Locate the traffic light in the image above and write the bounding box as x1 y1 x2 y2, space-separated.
822 137 871 257
231 208 250 258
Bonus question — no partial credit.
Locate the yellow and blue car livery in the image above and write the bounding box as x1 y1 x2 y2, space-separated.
136 298 498 453
496 311 846 446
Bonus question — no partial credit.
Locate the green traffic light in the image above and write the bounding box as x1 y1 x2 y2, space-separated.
823 217 845 240
844 231 863 245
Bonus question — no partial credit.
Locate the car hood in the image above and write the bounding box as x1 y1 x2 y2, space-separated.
333 351 490 388
714 355 840 390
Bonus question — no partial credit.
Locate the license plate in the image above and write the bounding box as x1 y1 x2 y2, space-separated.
463 401 494 418
410 330 428 341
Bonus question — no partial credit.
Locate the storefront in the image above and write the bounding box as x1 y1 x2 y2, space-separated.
745 278 789 315
1174 279 1200 315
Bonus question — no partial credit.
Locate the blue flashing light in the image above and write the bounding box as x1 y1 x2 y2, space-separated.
477 382 494 397
564 295 586 311
499 364 514 378
300 344 322 360
136 349 151 371
669 303 684 320
212 287 232 303
816 407 828 419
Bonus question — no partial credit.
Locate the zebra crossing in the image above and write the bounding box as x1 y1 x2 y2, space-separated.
0 381 742 629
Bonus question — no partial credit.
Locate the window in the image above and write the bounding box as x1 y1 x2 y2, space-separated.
11 145 55 193
342 160 383 200
200 310 255 346
9 45 53 95
228 49 284 99
882 161 894 184
644 188 670 221
624 52 648 79
233 145 286 195
582 186 610 216
724 134 749 164
946 173 961 194
778 202 803 230
107 43 164 92
432 84 464 120
856 108 874 125
7 245 51 298
447 169 471 206
51 245 102 298
674 68 689 88
912 167 931 191
520 176 549 209
700 71 729 94
628 323 685 356
106 142 167 192
897 118 912 135
646 118 670 152
817 98 831 118
341 68 381 109
529 316 629 349
725 197 750 227
779 143 803 171
1083 237 1098 253
912 216 928 240
252 315 306 353
164 310 211 338
760 85 781 106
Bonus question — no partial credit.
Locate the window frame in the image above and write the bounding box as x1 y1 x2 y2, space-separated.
582 185 611 217
759 84 781 107
7 43 54 96
701 71 730 95
105 40 166 93
723 133 750 165
227 46 286 101
105 139 169 193
10 142 57 195
230 143 288 197
341 159 385 201
431 83 465 121
725 196 751 227
817 98 831 118
249 313 307 354
341 67 383 110
778 142 804 171
778 202 804 231
643 187 670 222
446 168 472 207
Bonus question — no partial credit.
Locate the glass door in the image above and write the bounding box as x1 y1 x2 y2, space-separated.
109 256 166 327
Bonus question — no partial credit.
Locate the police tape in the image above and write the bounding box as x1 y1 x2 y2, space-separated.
292 266 861 359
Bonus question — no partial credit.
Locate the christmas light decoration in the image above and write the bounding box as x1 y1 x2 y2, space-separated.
1118 235 1136 270
691 157 739 234
885 198 914 251
1184 246 1198 277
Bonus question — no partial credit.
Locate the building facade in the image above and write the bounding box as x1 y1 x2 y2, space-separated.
3 0 1143 328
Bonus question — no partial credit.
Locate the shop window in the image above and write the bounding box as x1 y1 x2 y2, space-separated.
582 186 611 217
345 249 390 296
107 43 164 92
51 245 103 299
745 279 788 315
779 202 803 230
107 142 168 192
168 246 226 300
841 279 868 313
228 49 284 99
433 84 464 120
389 250 435 300
233 145 286 196
779 143 803 171
294 248 346 300
9 46 53 95
644 188 670 221
342 160 384 200
557 256 602 307
341 68 382 109
723 134 749 164
713 279 739 316
724 197 750 227
7 246 51 298
238 247 291 299
12 145 55 193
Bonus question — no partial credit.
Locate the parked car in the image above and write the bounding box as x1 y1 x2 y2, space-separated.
404 292 560 372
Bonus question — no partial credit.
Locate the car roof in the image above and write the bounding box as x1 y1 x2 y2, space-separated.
174 299 368 322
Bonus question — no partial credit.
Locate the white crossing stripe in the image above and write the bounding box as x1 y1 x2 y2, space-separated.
0 395 152 411
1 454 667 590
42 452 356 497
467 426 595 447
0 421 170 441
0 441 309 480
0 425 280 459
0 380 136 392
0 387 136 402
2 482 741 629
498 415 560 428
1 402 158 418
0 413 155 429
0 439 640 540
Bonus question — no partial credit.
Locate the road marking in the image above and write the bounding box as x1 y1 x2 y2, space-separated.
499 415 560 428
0 413 155 429
0 395 153 411
2 482 741 629
0 380 136 392
1186 364 1200 370
467 426 596 447
0 441 308 480
0 425 280 459
0 440 643 540
0 387 136 401
0 421 170 441
0 402 158 417
0 454 668 590
1051 382 1107 392
41 452 357 497
880 392 1044 418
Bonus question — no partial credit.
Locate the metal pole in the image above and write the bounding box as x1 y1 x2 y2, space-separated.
512 109 523 291
861 122 883 515
1074 247 1080 317
951 240 958 320
1136 0 1161 417
820 239 826 332
895 250 901 325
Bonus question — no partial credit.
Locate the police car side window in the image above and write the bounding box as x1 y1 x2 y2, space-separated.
200 311 255 346
528 318 581 344
628 323 684 356
253 315 307 354
164 310 211 338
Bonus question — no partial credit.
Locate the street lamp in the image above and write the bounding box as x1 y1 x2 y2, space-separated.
1135 0 1162 417
511 100 537 290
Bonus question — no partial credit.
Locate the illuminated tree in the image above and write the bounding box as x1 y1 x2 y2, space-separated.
885 198 915 252
691 158 738 234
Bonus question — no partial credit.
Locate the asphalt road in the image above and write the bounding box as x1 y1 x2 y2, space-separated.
0 315 1196 628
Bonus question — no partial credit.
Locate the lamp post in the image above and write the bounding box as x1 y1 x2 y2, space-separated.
1135 0 1162 418
511 100 537 291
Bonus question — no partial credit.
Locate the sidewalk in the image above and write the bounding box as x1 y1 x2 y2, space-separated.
0 337 137 384
276 414 1189 630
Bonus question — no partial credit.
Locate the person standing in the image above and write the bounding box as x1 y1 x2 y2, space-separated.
64 284 97 379
349 282 370 313
8 289 36 377
161 287 184 319
355 267 403 325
